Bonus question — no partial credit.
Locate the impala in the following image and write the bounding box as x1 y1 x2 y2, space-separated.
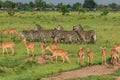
78 46 84 65
9 28 17 35
22 38 34 57
87 48 94 65
2 29 9 34
111 48 119 65
101 47 107 65
0 41 15 56
46 46 71 64
39 42 47 58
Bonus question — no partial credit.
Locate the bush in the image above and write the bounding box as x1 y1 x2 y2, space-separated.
7 9 15 16
101 9 109 16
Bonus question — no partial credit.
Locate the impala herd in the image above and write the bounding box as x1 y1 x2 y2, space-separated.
0 26 120 66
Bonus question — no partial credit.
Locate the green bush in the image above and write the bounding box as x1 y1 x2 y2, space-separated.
101 9 109 16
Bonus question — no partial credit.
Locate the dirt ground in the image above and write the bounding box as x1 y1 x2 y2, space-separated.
24 55 51 64
41 65 120 80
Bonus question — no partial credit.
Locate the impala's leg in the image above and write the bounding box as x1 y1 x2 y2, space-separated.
88 57 90 65
26 48 30 56
42 50 46 59
55 56 58 63
5 48 8 55
2 48 5 56
62 56 65 64
31 48 34 57
102 56 104 65
78 57 80 64
11 47 14 55
51 55 56 62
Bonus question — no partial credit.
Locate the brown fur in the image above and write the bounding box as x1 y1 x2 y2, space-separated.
46 46 71 64
87 48 94 65
111 48 119 66
0 42 15 56
101 47 107 65
78 47 84 65
22 38 34 57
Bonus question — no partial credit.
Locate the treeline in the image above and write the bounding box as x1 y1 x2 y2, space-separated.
0 0 120 12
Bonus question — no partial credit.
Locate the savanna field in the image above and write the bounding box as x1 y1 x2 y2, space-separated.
0 11 120 80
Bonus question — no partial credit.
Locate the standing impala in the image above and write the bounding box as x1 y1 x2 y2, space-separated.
101 47 107 65
111 48 119 65
9 28 18 35
0 41 15 56
2 29 9 34
87 48 94 65
46 46 71 64
78 46 84 65
22 38 34 57
39 42 47 58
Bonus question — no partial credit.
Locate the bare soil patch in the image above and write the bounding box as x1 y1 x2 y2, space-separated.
24 55 51 64
42 65 119 80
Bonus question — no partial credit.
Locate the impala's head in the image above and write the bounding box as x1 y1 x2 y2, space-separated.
79 46 83 50
86 48 90 52
22 38 26 42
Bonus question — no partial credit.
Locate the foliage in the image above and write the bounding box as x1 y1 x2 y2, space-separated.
7 9 15 16
59 5 70 15
83 0 97 10
101 9 109 16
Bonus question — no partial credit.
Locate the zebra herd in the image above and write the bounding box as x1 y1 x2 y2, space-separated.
19 24 96 44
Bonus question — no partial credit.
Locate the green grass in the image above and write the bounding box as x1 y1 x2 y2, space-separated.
0 11 120 80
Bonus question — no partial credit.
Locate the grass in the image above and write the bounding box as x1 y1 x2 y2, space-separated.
0 11 120 80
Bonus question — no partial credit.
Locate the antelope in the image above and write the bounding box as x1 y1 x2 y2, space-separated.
9 28 18 35
46 46 71 64
2 29 9 34
0 41 15 56
50 37 58 49
39 42 47 58
111 48 119 65
22 38 34 57
113 44 120 53
78 46 84 65
87 48 94 65
101 47 107 65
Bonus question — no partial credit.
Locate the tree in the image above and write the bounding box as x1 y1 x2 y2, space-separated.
73 2 82 11
34 0 46 10
108 3 117 11
3 0 15 9
73 2 85 15
29 1 35 9
83 0 97 10
0 0 3 8
60 5 70 15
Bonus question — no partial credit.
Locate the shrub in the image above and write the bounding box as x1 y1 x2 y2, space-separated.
101 9 109 16
7 9 15 16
